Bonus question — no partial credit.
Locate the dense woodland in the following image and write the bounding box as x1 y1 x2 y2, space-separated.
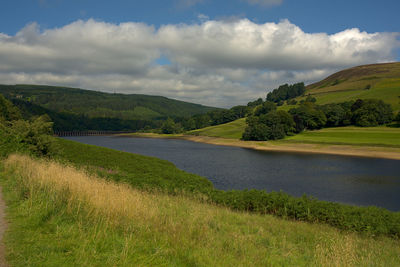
0 84 217 132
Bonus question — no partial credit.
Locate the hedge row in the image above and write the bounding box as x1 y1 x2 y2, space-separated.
209 189 400 238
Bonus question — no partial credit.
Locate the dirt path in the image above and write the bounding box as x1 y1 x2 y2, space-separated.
0 187 7 267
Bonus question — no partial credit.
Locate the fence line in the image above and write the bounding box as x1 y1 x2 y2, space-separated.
54 131 134 137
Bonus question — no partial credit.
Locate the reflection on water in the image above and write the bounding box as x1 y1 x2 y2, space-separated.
63 136 400 211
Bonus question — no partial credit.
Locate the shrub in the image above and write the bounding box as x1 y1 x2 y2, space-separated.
209 189 400 238
351 99 393 126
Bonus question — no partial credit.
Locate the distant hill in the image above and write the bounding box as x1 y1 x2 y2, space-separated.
189 62 400 139
0 84 218 121
303 62 400 112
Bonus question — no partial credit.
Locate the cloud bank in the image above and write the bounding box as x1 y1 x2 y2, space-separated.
0 19 398 107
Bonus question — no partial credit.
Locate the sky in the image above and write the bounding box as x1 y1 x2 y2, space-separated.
0 0 399 107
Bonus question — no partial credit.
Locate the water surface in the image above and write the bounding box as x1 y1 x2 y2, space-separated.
64 136 400 211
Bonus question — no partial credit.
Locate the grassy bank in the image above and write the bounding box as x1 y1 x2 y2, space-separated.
55 138 214 195
2 154 400 266
188 118 247 139
284 126 400 147
53 138 400 237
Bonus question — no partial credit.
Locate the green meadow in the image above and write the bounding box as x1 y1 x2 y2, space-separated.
284 126 400 147
188 118 247 139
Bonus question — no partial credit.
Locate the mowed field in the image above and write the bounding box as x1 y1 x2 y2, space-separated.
283 126 400 147
188 118 247 139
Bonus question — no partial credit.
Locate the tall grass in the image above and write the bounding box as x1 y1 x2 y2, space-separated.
55 138 400 238
2 154 400 266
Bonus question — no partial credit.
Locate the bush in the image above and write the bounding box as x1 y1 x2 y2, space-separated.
289 103 327 132
0 94 56 158
242 122 271 141
351 99 393 126
209 189 400 238
161 118 182 134
254 101 276 116
242 110 295 141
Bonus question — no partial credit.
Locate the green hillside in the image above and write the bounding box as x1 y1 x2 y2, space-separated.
0 84 217 120
189 118 247 139
189 62 400 141
302 62 400 112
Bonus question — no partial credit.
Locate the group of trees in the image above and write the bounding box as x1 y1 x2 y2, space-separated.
162 105 252 134
11 99 159 132
266 82 306 104
243 97 396 141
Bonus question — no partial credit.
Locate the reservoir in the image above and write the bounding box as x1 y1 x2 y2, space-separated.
64 136 400 211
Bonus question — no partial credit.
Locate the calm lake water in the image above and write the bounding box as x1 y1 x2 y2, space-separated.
64 136 400 211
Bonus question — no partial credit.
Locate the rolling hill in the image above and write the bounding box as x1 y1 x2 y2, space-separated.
301 62 400 112
0 84 218 121
189 62 400 140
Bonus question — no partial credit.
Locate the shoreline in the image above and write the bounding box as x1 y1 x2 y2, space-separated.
118 133 400 161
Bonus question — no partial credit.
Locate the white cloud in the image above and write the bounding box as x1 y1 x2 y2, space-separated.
0 19 398 107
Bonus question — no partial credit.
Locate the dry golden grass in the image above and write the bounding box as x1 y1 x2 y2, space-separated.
3 154 400 266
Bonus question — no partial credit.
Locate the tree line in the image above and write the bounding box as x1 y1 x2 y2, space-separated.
266 82 306 105
160 105 251 134
243 97 396 141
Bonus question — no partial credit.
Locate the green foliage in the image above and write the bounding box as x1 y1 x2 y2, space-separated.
305 96 317 103
0 84 218 132
1 116 57 158
180 105 250 132
210 189 400 237
319 102 353 127
242 110 295 141
266 82 306 103
9 115 57 157
254 101 276 116
289 102 327 132
0 95 56 157
351 99 393 126
247 98 263 107
161 118 182 134
11 98 158 131
242 121 272 141
0 94 21 122
0 84 216 118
